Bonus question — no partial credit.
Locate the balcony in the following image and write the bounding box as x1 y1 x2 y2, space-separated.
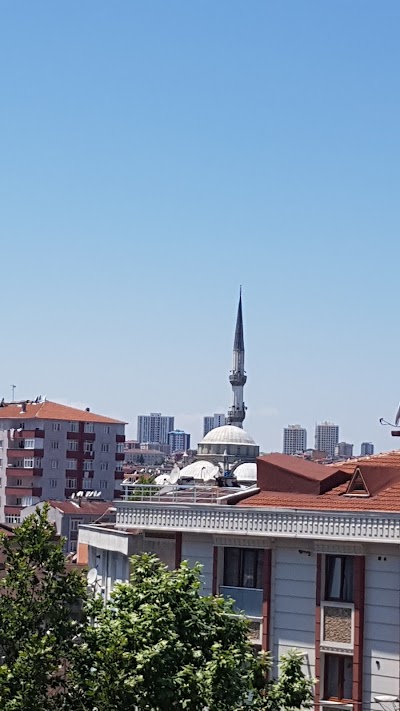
115 453 125 461
7 447 44 458
116 434 125 443
83 433 95 442
5 487 42 497
219 586 263 618
66 432 79 440
6 467 43 477
114 471 124 480
11 428 44 440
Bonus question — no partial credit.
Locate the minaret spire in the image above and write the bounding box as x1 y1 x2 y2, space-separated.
227 288 247 428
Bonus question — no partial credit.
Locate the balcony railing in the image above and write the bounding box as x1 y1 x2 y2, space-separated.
121 483 244 504
219 586 263 618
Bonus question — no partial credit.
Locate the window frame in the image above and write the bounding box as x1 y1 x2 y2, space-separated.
324 555 354 603
223 547 263 589
323 653 353 702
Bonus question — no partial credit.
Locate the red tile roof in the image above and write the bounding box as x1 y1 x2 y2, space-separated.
0 401 125 424
48 500 114 515
238 450 400 513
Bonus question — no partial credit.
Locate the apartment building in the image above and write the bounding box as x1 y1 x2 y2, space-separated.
137 413 174 445
79 449 400 711
283 424 307 454
315 421 339 459
203 414 226 437
0 399 125 524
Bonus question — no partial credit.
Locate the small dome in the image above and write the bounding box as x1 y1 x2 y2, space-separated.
179 460 220 482
234 462 257 483
201 425 256 446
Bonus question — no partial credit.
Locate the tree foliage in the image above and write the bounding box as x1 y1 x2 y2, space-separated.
0 509 314 711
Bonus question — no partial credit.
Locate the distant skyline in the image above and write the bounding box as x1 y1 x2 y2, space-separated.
1 2 399 455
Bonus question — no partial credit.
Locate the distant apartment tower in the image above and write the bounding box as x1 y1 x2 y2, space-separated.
314 421 339 459
283 425 307 455
168 429 191 453
0 399 126 525
334 441 354 460
137 413 174 445
203 414 226 437
361 442 374 456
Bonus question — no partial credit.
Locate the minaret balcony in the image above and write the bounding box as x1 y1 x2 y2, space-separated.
229 371 247 387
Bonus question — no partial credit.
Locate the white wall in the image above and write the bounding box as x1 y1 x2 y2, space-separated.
364 553 400 709
181 534 213 595
271 547 316 679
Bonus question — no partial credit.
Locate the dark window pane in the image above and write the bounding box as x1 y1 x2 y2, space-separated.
242 549 257 588
325 655 339 699
256 550 264 588
342 558 354 602
326 556 342 599
224 548 240 587
343 657 353 699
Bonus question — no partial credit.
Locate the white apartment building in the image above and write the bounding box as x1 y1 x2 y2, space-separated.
315 421 339 459
203 414 226 437
0 399 125 524
79 449 400 711
283 424 307 454
137 413 174 445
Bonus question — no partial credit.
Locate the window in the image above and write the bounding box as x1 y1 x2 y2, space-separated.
69 541 77 553
0 460 2 469
52 422 61 431
325 555 353 602
100 462 109 471
100 480 108 489
116 443 124 453
101 443 109 453
70 519 83 531
66 459 77 470
16 478 22 487
18 423 25 430
104 426 110 435
24 439 35 449
66 478 77 489
323 654 353 701
23 458 34 468
68 422 79 433
223 548 263 589
84 423 94 433
82 479 92 490
67 440 79 452
51 459 59 470
83 460 93 471
51 441 59 450
0 440 3 448
84 441 94 453
116 463 123 472
34 457 42 468
49 479 57 488
16 497 22 506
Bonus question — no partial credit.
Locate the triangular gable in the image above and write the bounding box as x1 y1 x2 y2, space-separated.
346 467 370 496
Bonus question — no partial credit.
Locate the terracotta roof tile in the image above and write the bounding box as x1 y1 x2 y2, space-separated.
48 500 114 515
0 401 125 425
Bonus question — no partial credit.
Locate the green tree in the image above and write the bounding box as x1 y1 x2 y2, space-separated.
0 505 86 711
71 554 314 711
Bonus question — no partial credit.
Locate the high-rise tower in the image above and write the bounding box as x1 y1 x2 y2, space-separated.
227 289 247 428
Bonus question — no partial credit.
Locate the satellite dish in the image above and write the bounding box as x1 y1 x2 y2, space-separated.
76 491 83 498
87 568 97 585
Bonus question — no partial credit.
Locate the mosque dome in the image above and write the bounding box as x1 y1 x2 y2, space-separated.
201 425 256 446
233 461 257 483
197 424 259 464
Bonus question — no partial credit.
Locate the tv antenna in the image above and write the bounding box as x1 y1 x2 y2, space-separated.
10 385 16 402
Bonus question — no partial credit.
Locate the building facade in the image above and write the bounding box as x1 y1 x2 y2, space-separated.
79 449 400 710
335 442 354 460
0 399 125 524
361 442 374 456
203 414 226 437
137 413 174 445
168 429 190 453
315 421 339 459
283 425 307 454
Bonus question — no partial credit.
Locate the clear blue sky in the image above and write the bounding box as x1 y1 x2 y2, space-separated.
1 1 399 453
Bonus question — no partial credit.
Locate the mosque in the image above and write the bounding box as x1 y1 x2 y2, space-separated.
157 290 259 487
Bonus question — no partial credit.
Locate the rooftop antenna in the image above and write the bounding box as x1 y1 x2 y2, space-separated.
10 385 16 402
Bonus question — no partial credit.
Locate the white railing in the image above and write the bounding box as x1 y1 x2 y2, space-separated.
115 501 400 544
121 484 243 505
